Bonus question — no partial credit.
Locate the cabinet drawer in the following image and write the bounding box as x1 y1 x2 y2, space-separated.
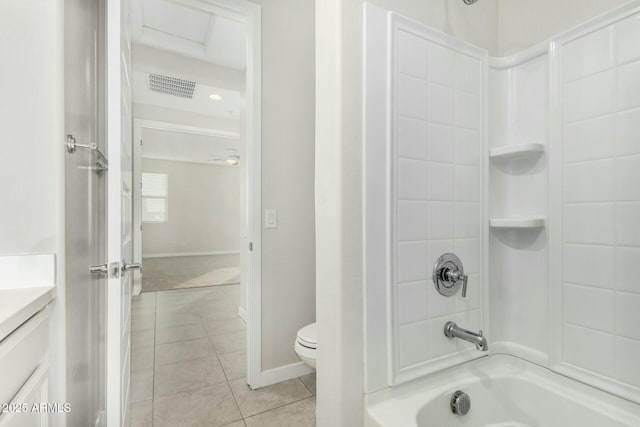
0 363 49 427
0 310 49 407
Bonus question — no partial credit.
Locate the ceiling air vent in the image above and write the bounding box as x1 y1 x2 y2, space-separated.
147 73 196 99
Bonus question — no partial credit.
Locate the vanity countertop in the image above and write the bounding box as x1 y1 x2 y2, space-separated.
0 254 57 342
0 286 56 342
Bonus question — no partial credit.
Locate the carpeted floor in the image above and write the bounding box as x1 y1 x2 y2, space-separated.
142 254 241 293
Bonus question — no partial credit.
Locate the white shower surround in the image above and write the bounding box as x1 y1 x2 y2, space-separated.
391 15 488 384
364 0 640 415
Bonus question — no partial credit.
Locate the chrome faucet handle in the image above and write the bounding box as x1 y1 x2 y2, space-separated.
436 257 468 298
447 269 468 297
462 274 468 297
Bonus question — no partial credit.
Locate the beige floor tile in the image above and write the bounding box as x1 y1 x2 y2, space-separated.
154 356 227 398
131 369 154 403
299 373 316 395
221 421 246 427
244 397 315 427
198 307 239 322
210 331 246 354
133 293 156 307
155 311 203 328
219 349 246 381
132 329 155 349
153 382 242 427
130 400 153 427
132 305 156 317
156 323 208 345
156 299 203 315
229 378 312 418
223 285 241 307
132 316 156 332
191 299 238 316
132 310 156 322
132 345 155 372
155 338 214 366
204 318 246 337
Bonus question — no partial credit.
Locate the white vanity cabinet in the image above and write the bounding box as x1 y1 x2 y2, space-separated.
0 309 51 427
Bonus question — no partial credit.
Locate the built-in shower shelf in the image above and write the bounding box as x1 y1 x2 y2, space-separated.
489 143 546 160
489 217 546 229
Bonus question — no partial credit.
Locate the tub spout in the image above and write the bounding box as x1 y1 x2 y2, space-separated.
444 321 488 351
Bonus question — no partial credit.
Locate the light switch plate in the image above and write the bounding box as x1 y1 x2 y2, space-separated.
265 209 277 228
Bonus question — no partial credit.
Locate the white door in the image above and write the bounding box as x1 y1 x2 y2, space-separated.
106 0 134 425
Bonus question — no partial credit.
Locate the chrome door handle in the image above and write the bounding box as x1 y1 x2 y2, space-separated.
121 262 142 273
89 264 109 274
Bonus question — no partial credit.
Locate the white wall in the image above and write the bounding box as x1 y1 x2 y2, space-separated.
142 159 240 256
369 0 499 54
0 0 64 256
0 1 66 425
247 0 317 371
498 0 631 55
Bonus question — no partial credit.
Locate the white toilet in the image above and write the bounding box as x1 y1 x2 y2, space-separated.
294 322 317 368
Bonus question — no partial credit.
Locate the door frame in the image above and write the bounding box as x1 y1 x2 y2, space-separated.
129 0 264 389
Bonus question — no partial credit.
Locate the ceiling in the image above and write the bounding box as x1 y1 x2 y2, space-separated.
132 0 245 164
133 71 241 119
133 0 247 70
142 127 240 165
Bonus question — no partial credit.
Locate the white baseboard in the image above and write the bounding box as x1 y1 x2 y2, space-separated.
238 306 248 323
256 361 314 389
142 250 240 259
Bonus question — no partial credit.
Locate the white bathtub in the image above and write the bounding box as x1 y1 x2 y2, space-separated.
365 355 640 427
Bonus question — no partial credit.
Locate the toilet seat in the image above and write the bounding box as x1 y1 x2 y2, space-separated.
295 322 317 369
296 323 317 349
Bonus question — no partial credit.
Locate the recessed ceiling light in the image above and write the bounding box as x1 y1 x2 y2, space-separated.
209 94 222 101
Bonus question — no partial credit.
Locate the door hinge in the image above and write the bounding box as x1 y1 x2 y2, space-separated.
109 261 120 278
249 242 253 252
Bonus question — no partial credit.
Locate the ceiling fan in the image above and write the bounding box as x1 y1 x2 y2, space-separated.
207 148 240 165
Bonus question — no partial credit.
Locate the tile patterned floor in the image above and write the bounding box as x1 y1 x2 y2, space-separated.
130 285 316 427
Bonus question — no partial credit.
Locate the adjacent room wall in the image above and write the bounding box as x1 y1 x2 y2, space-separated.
498 0 630 55
247 0 317 372
142 158 240 257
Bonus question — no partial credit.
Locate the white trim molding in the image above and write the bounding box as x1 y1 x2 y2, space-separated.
258 362 314 389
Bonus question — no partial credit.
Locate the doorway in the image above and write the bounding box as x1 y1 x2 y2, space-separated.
133 122 243 294
127 0 262 424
